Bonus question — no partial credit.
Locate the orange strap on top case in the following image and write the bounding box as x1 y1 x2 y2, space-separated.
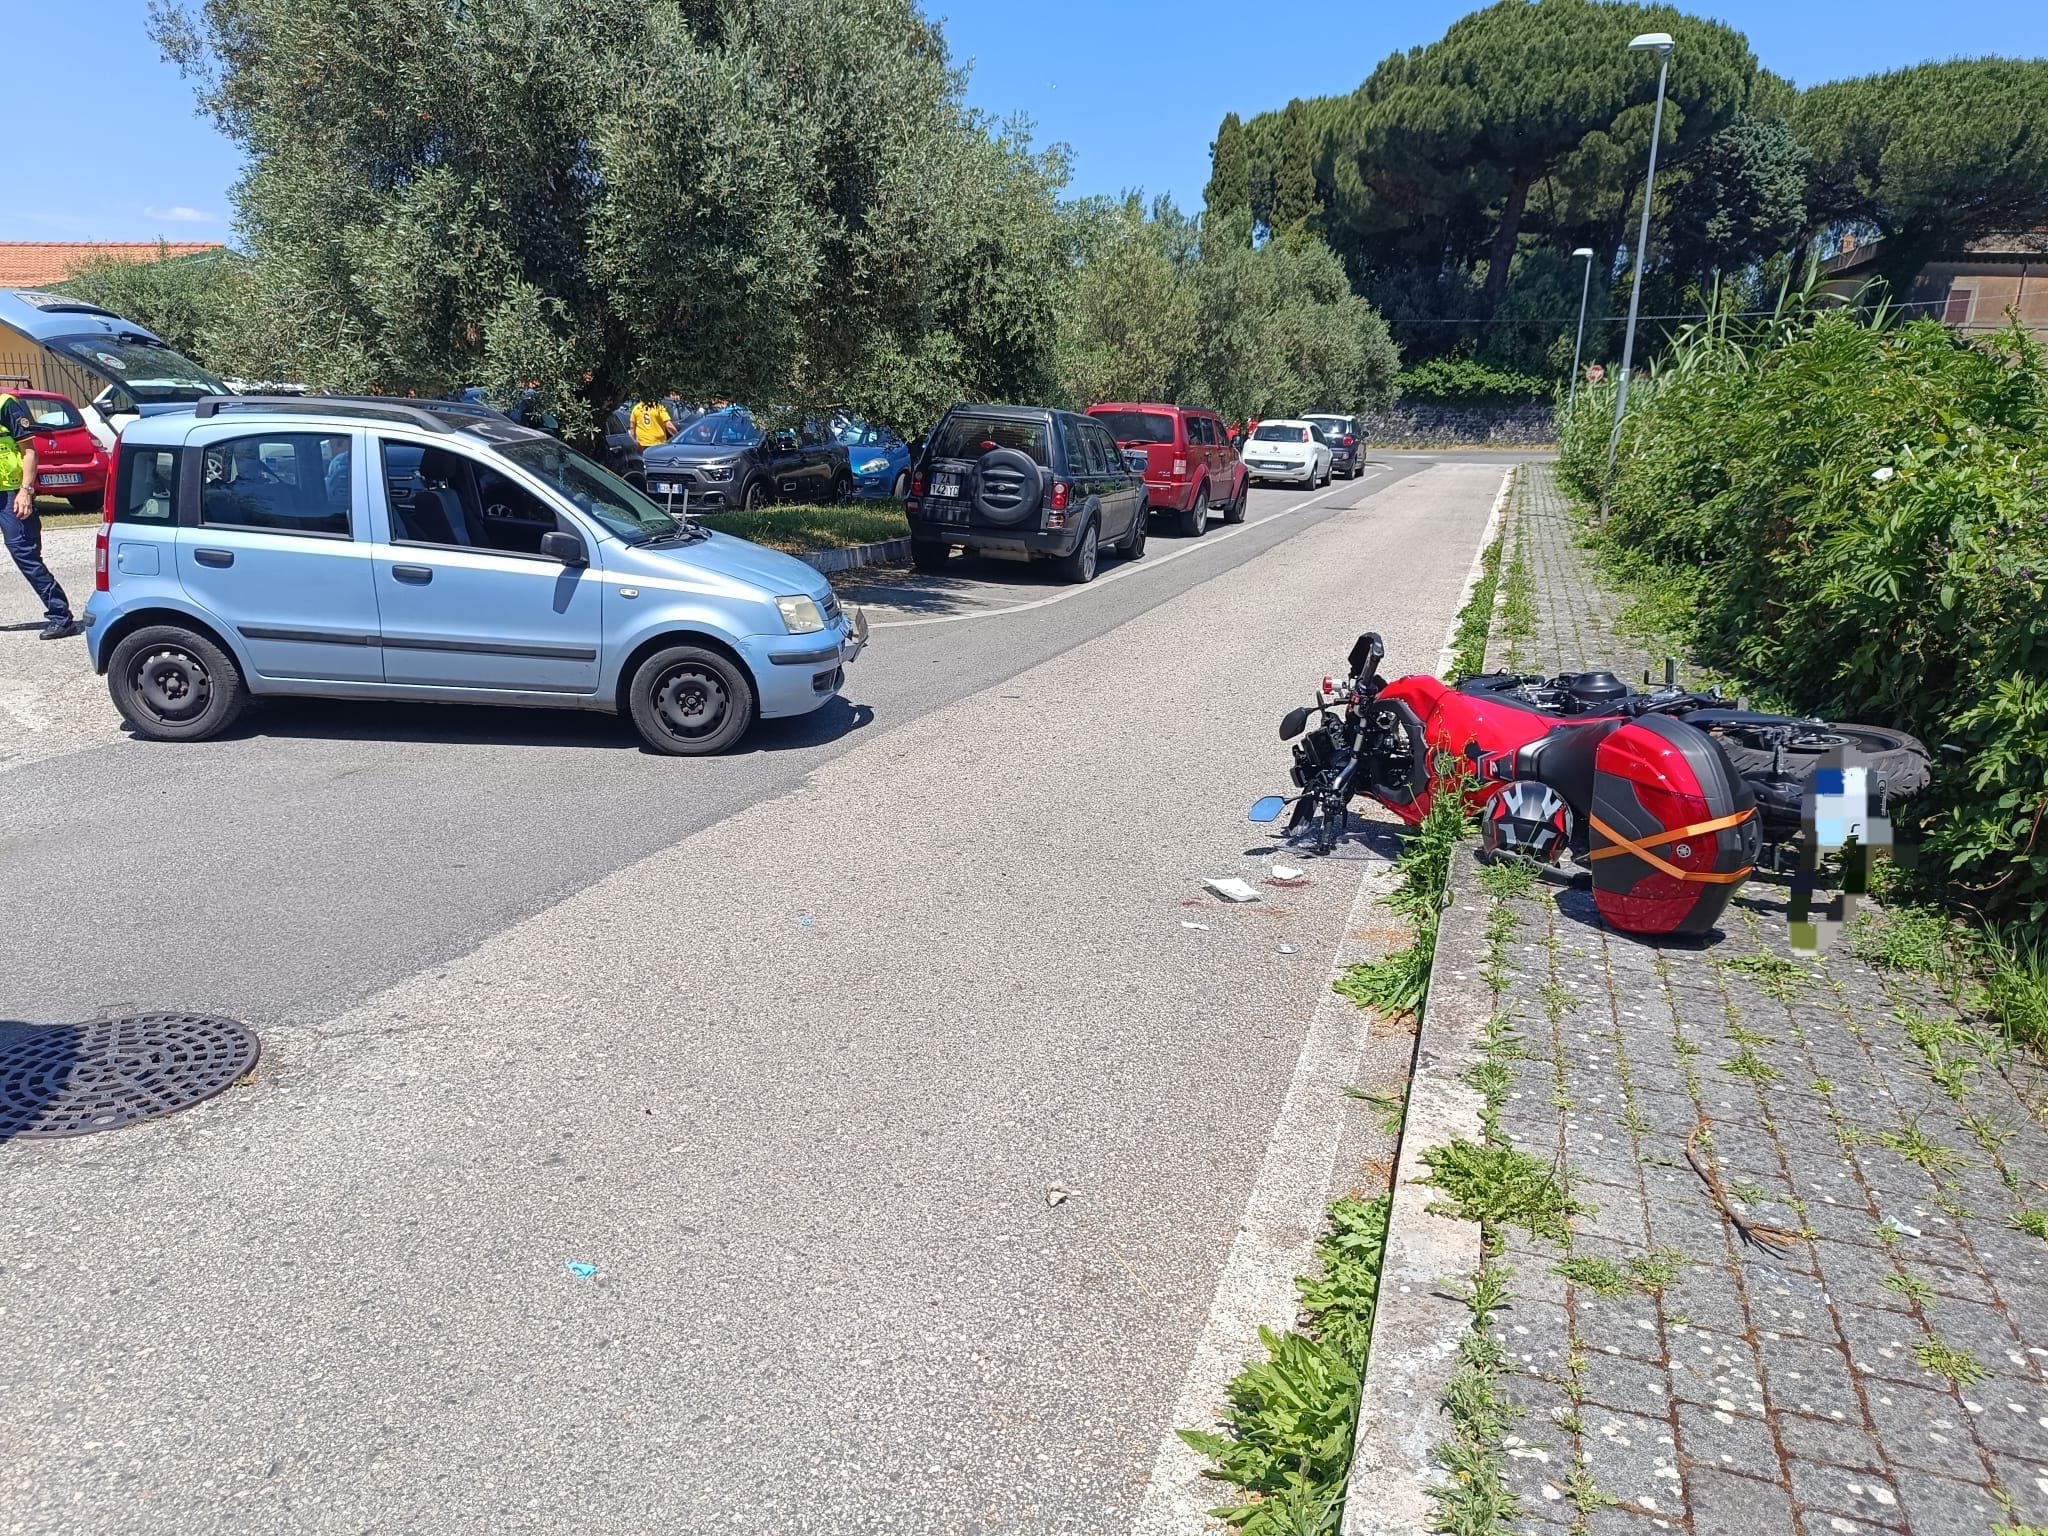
1587 807 1756 884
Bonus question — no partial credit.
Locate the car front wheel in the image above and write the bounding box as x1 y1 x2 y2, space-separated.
742 479 767 512
107 625 249 742
628 644 756 756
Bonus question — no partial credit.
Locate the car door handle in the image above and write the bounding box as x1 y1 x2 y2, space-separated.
392 564 434 585
193 547 234 568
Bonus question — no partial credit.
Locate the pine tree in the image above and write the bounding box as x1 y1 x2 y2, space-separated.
1272 99 1320 235
1204 112 1250 224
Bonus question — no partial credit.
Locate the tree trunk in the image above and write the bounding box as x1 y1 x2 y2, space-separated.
1480 168 1533 320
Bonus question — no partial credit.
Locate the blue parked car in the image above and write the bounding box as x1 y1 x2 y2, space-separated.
83 396 867 755
830 414 912 500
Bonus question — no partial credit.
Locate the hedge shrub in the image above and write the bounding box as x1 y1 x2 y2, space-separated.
1397 357 1550 405
1590 312 2048 934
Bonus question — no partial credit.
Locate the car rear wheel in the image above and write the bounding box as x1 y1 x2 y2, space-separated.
1119 500 1149 560
65 491 104 512
628 644 756 756
830 470 853 503
1178 489 1207 538
910 540 952 572
108 625 249 743
1058 520 1100 584
1222 482 1247 524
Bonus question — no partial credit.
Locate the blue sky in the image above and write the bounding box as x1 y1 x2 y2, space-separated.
9 1 2046 244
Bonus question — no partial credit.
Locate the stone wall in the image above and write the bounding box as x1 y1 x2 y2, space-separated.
1359 401 1555 447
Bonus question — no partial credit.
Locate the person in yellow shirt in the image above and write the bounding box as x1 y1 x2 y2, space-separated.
629 397 675 449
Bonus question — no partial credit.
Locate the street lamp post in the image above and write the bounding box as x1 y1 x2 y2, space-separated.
1568 246 1596 409
1603 31 1674 508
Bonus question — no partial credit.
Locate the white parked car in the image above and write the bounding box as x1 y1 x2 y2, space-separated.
1240 419 1333 487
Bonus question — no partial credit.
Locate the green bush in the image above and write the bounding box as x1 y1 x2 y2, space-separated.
1397 357 1549 405
1593 310 2048 934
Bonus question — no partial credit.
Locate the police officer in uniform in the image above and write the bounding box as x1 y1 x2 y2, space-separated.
2 390 79 639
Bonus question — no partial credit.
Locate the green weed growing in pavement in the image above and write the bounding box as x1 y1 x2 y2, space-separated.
1498 518 1538 673
1345 1085 1409 1138
1992 1526 2048 1536
1334 761 1477 1020
1478 858 1538 903
1728 1179 1767 1208
1627 1249 1684 1292
1428 1330 1524 1535
1554 1256 1629 1297
1180 1194 1393 1533
1911 1335 1987 1386
1878 1118 1974 1179
1447 495 1512 680
1720 1047 1781 1083
1715 950 1814 1002
1424 1139 1586 1244
1852 906 1958 980
2009 1209 2048 1241
1564 1460 1616 1521
1981 925 2048 1055
1882 1271 1936 1306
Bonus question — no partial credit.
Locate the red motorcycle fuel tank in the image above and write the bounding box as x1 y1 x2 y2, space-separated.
1374 674 1560 824
1589 717 1759 937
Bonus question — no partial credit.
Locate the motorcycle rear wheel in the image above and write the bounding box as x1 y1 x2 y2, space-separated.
1705 722 1931 800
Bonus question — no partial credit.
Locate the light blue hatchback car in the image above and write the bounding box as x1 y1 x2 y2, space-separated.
83 396 867 755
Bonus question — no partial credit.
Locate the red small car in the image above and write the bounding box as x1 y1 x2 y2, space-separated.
13 389 110 510
1086 402 1248 538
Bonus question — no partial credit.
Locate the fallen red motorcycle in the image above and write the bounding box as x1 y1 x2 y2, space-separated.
1249 632 1930 938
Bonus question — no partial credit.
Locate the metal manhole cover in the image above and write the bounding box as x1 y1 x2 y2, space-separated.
0 1014 259 1141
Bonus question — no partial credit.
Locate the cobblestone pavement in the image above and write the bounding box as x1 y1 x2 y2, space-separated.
1473 466 2048 1536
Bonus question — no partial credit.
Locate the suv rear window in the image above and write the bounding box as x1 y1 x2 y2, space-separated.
1089 410 1175 445
930 414 1050 465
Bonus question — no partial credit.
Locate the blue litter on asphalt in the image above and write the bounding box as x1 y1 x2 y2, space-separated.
565 1261 598 1279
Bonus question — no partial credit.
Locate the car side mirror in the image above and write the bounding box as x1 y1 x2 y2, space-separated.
1123 449 1149 473
540 530 587 566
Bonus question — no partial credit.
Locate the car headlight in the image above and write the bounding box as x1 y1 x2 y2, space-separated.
776 594 826 634
698 461 735 482
856 456 891 476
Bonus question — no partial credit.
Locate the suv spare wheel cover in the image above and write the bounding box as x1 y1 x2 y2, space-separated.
971 447 1042 525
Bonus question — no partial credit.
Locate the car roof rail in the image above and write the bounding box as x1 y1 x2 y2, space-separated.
191 395 475 434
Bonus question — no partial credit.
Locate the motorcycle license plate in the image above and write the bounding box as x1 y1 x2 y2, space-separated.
932 473 962 497
40 473 81 486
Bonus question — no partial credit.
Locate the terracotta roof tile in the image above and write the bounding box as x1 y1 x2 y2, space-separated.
0 241 226 287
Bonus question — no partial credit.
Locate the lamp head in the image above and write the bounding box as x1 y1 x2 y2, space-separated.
1572 247 1595 259
1628 31 1674 53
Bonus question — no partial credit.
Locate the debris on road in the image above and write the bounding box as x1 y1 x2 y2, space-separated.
565 1260 598 1279
1277 943 1297 954
1181 920 1210 931
1202 877 1262 903
1271 864 1305 882
1045 1186 1075 1208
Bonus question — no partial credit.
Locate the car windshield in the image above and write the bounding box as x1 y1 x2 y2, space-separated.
1090 410 1175 444
50 333 230 404
1305 417 1349 435
1253 424 1309 442
930 414 1050 465
22 396 82 430
673 408 761 448
495 438 682 542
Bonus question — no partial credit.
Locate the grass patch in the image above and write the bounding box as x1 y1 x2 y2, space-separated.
1497 516 1537 671
1181 1195 1392 1533
1333 760 1476 1020
1911 1334 1986 1386
1714 950 1814 1002
1554 1256 1629 1298
708 503 906 554
1346 1085 1408 1137
1720 1048 1780 1084
2009 1209 2048 1241
1445 480 1512 679
1882 1271 1936 1305
1981 926 2048 1054
1851 905 1958 979
1878 1118 1974 1179
1424 1139 1585 1244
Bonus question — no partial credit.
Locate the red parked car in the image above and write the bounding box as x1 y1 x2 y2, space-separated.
12 389 110 510
1086 402 1247 538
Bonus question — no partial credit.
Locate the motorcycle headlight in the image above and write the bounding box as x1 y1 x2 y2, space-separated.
775 594 826 634
856 457 891 476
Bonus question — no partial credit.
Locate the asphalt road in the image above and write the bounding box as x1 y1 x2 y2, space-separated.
1 453 1523 1534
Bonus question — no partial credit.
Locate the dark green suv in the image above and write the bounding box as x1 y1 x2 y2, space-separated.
904 404 1149 583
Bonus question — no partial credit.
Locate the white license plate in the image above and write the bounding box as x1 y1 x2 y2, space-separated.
40 472 81 486
932 473 962 498
649 481 684 496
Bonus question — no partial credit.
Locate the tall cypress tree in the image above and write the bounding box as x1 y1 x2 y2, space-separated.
1205 112 1250 223
1272 98 1320 234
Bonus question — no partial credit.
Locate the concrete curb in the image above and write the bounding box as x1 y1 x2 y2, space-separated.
1340 851 1491 1535
795 536 910 574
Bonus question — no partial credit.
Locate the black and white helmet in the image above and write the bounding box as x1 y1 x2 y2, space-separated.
1481 780 1572 865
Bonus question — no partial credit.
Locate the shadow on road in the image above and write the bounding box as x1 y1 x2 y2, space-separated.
163 694 879 757
0 1019 70 1144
